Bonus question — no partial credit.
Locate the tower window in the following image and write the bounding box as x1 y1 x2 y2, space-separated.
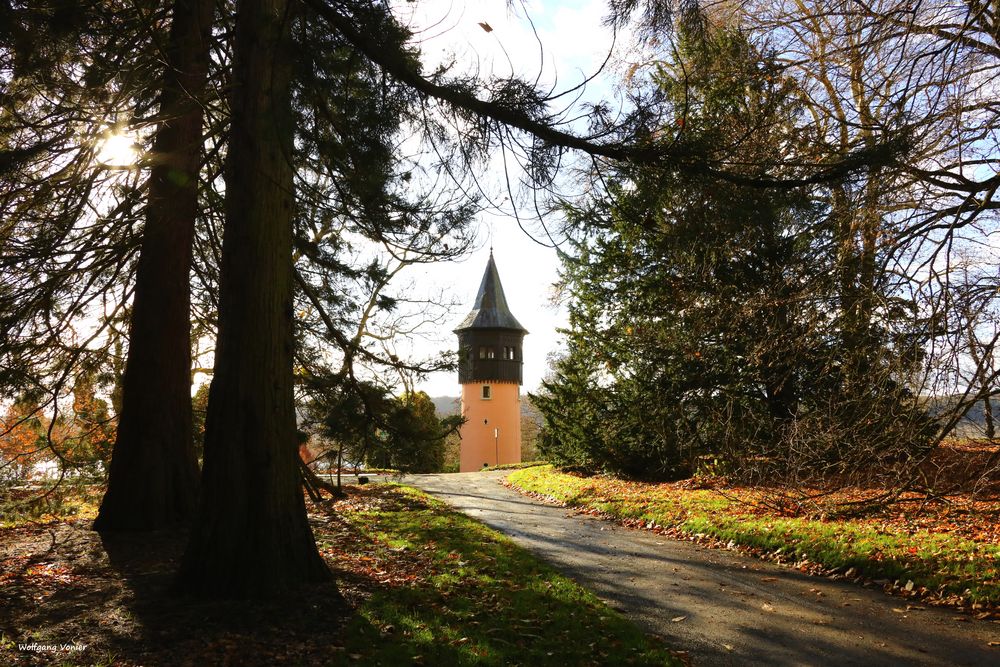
482 385 492 400
486 347 496 359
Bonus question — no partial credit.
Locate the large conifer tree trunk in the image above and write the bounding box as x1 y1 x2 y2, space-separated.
178 0 329 596
94 0 213 531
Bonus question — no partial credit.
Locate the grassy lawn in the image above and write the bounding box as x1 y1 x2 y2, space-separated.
506 465 1000 610
325 484 681 666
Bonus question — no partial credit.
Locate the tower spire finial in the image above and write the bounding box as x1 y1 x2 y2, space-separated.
453 253 527 333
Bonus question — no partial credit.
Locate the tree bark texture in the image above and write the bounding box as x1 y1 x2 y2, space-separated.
94 0 213 532
178 0 330 596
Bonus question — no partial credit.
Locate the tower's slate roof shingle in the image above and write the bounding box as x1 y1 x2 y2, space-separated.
454 252 528 333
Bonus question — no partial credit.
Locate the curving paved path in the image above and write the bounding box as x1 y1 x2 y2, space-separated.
402 471 999 666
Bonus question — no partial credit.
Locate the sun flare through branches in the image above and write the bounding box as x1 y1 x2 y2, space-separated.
96 132 139 168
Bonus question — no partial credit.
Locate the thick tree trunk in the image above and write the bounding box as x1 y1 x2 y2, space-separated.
94 0 213 532
178 0 329 596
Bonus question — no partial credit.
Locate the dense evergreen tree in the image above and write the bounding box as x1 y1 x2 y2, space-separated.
536 21 935 480
533 335 610 473
2 0 471 534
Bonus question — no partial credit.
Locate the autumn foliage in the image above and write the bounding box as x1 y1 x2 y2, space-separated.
0 403 44 482
1 377 116 485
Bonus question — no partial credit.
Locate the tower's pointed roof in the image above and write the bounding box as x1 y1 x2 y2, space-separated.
454 252 528 333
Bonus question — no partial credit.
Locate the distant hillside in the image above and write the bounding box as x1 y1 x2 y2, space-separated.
430 396 461 416
521 396 543 425
431 395 543 426
924 394 996 437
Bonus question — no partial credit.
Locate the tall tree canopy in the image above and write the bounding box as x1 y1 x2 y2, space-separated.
537 12 938 481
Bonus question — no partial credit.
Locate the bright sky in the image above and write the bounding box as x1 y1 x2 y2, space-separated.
396 0 624 397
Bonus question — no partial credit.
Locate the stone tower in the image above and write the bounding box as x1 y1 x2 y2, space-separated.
454 252 527 472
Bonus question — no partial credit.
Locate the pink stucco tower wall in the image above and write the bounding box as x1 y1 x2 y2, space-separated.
459 382 521 471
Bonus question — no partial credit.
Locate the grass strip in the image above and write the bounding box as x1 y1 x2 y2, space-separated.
330 484 681 666
507 466 1000 607
483 460 549 471
0 484 101 529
